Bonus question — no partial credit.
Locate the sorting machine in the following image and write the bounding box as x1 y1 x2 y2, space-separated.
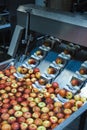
1 4 87 130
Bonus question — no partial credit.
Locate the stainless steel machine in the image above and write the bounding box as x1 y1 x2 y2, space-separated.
1 4 87 130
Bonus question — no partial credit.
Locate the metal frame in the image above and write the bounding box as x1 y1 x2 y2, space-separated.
8 4 87 129
17 4 87 47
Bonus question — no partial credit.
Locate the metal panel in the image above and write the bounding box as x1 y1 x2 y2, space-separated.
30 14 87 47
17 4 87 47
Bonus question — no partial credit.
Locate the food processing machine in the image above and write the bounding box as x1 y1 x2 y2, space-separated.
1 4 87 130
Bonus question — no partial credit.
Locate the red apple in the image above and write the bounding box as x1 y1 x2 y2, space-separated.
11 122 20 130
34 118 42 126
23 112 32 118
71 78 80 86
58 89 66 97
33 68 40 73
50 116 58 123
52 82 59 88
28 124 37 130
1 123 11 130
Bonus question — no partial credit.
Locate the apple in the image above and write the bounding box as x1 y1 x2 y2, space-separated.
3 98 9 104
14 111 23 117
75 101 83 108
27 97 34 102
50 116 58 123
54 101 62 108
5 86 11 92
31 77 37 83
26 118 34 125
30 92 37 98
79 68 87 75
65 114 70 119
21 106 29 112
13 105 21 111
63 102 72 109
1 124 11 130
66 91 73 99
53 107 61 113
71 78 80 86
47 104 54 110
32 112 41 118
43 120 51 128
32 106 41 112
44 92 50 98
18 117 26 123
3 103 11 109
24 73 30 79
28 69 34 74
28 58 36 64
57 113 64 119
37 93 44 99
32 87 39 93
23 112 32 118
34 118 42 126
71 106 78 112
81 97 87 103
11 83 18 88
8 109 15 115
1 113 10 120
17 66 23 73
41 107 49 113
58 89 66 97
1 93 8 99
69 99 75 106
34 97 41 103
38 102 46 108
18 87 25 92
55 57 63 64
74 94 81 101
55 88 60 94
41 113 49 120
0 89 6 94
48 111 55 116
45 97 54 104
47 67 56 74
28 124 37 130
36 50 43 56
58 118 65 124
30 74 35 78
21 67 28 74
52 82 59 88
11 88 17 93
11 122 20 130
16 92 22 97
21 101 28 107
38 78 46 85
48 87 55 94
34 71 40 79
8 116 16 123
37 126 46 130
63 108 72 115
33 68 40 73
20 122 28 130
0 108 8 113
29 101 36 107
45 83 52 89
51 123 58 129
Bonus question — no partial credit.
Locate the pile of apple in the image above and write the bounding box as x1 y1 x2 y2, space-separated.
17 67 41 83
0 65 87 130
